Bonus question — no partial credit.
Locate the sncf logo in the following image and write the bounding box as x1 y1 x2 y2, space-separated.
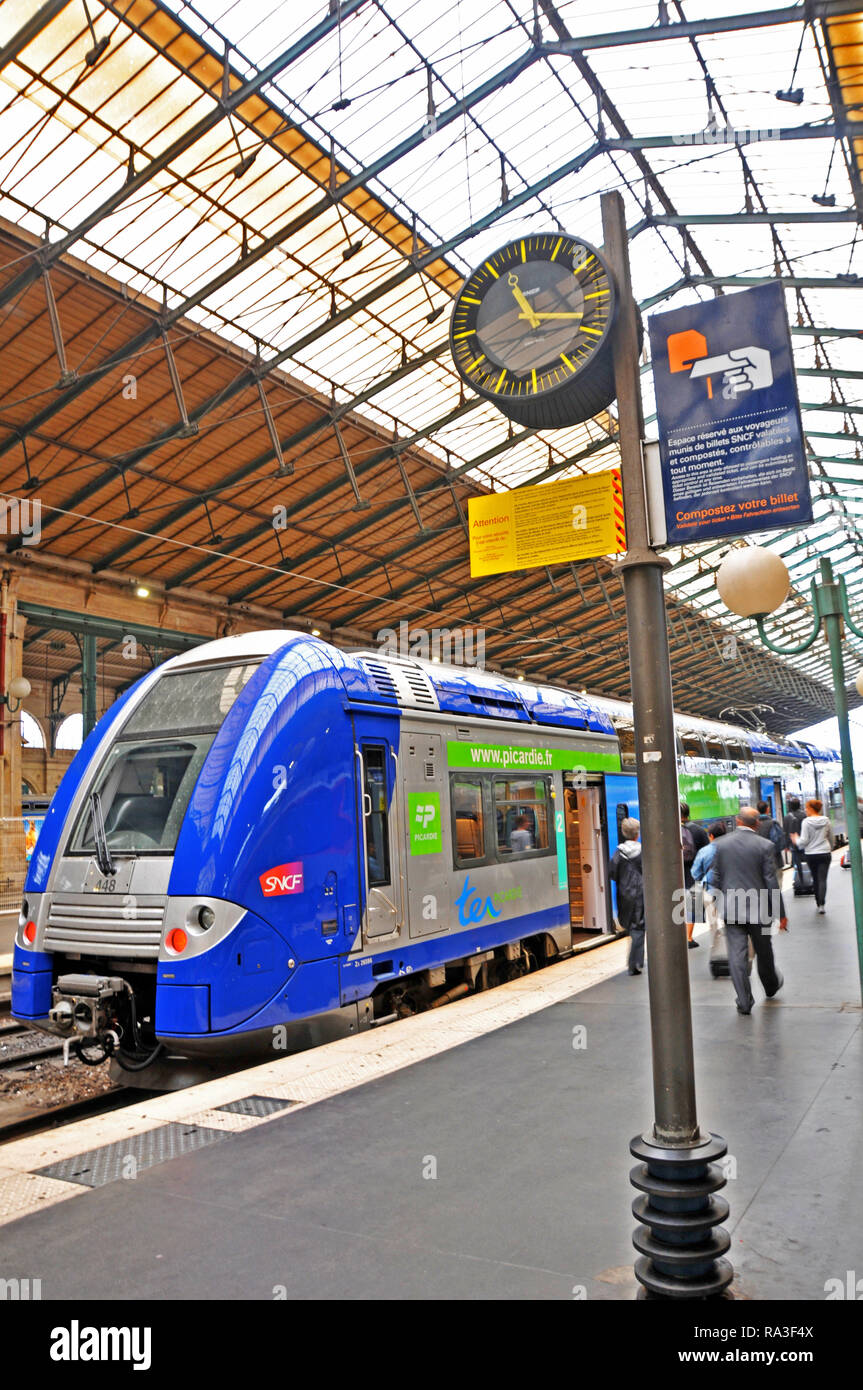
259 861 304 897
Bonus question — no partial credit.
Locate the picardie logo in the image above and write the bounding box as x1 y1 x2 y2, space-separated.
259 861 304 896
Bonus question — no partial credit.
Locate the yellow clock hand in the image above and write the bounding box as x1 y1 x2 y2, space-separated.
507 271 540 328
518 311 584 321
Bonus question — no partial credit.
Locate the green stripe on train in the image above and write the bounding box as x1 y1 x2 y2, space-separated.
447 741 621 773
678 773 740 820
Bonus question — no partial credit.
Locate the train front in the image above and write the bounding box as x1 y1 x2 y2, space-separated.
11 631 365 1079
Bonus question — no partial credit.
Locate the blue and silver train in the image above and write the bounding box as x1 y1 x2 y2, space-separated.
10 631 843 1081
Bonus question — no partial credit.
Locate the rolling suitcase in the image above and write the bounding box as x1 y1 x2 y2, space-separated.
709 924 730 978
793 860 815 896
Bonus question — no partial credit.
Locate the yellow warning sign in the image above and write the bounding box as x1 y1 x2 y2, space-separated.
468 470 626 577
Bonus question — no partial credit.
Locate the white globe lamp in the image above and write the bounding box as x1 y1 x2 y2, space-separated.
715 547 790 619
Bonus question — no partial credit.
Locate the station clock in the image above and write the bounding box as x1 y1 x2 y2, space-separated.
449 232 621 429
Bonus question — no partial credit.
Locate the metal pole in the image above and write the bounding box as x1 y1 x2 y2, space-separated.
815 557 863 998
601 190 731 1299
81 634 97 739
601 192 698 1144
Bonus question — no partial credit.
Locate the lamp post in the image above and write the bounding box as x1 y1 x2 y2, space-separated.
0 675 31 713
717 547 863 1000
602 191 731 1301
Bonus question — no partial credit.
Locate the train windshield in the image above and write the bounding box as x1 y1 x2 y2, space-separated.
120 661 261 738
70 661 262 855
73 739 212 854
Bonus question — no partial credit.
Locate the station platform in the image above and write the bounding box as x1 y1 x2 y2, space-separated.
0 853 860 1301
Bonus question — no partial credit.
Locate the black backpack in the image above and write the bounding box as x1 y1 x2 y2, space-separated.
681 824 696 864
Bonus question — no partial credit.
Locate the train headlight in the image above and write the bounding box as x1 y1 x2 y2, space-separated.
165 928 188 954
197 905 216 930
18 899 28 928
23 920 36 944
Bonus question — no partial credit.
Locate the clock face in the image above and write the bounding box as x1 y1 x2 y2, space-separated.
450 234 616 419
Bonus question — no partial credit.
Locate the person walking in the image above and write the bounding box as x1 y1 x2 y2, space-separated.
756 800 786 872
783 796 803 878
609 818 645 976
798 798 834 915
681 802 709 949
711 806 787 1015
692 821 726 952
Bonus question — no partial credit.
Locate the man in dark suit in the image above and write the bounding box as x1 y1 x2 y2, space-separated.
711 806 788 1015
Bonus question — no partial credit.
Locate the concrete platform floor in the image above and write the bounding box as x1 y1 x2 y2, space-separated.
1 854 860 1301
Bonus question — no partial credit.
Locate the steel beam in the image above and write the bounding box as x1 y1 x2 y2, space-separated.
797 368 863 381
80 633 97 739
538 1 714 282
226 436 615 609
790 327 863 339
0 132 603 516
537 4 859 53
0 0 69 74
0 17 539 323
607 125 838 151
694 275 863 291
0 0 370 311
91 341 455 571
639 211 858 226
18 603 205 650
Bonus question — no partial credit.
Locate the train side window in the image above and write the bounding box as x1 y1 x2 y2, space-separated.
493 776 551 857
451 777 486 865
362 747 391 887
616 803 629 839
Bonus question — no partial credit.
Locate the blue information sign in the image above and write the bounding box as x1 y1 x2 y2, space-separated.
648 281 812 544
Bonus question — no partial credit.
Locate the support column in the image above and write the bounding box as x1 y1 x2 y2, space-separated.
601 190 731 1300
0 575 27 898
816 558 863 999
81 633 97 739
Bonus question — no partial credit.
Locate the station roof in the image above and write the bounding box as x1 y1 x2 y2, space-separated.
1 0 862 737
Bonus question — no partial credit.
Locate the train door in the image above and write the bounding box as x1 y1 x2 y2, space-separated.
563 778 608 932
577 785 607 931
773 779 784 819
562 783 584 929
359 742 403 940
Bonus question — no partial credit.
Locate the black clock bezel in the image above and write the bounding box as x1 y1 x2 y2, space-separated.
449 233 620 429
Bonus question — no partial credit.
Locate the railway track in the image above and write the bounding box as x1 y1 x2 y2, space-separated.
0 1085 132 1143
0 1021 64 1070
0 1014 131 1144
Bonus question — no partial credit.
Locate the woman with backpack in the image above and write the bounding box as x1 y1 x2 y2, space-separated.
681 802 709 949
609 818 645 975
798 798 834 915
